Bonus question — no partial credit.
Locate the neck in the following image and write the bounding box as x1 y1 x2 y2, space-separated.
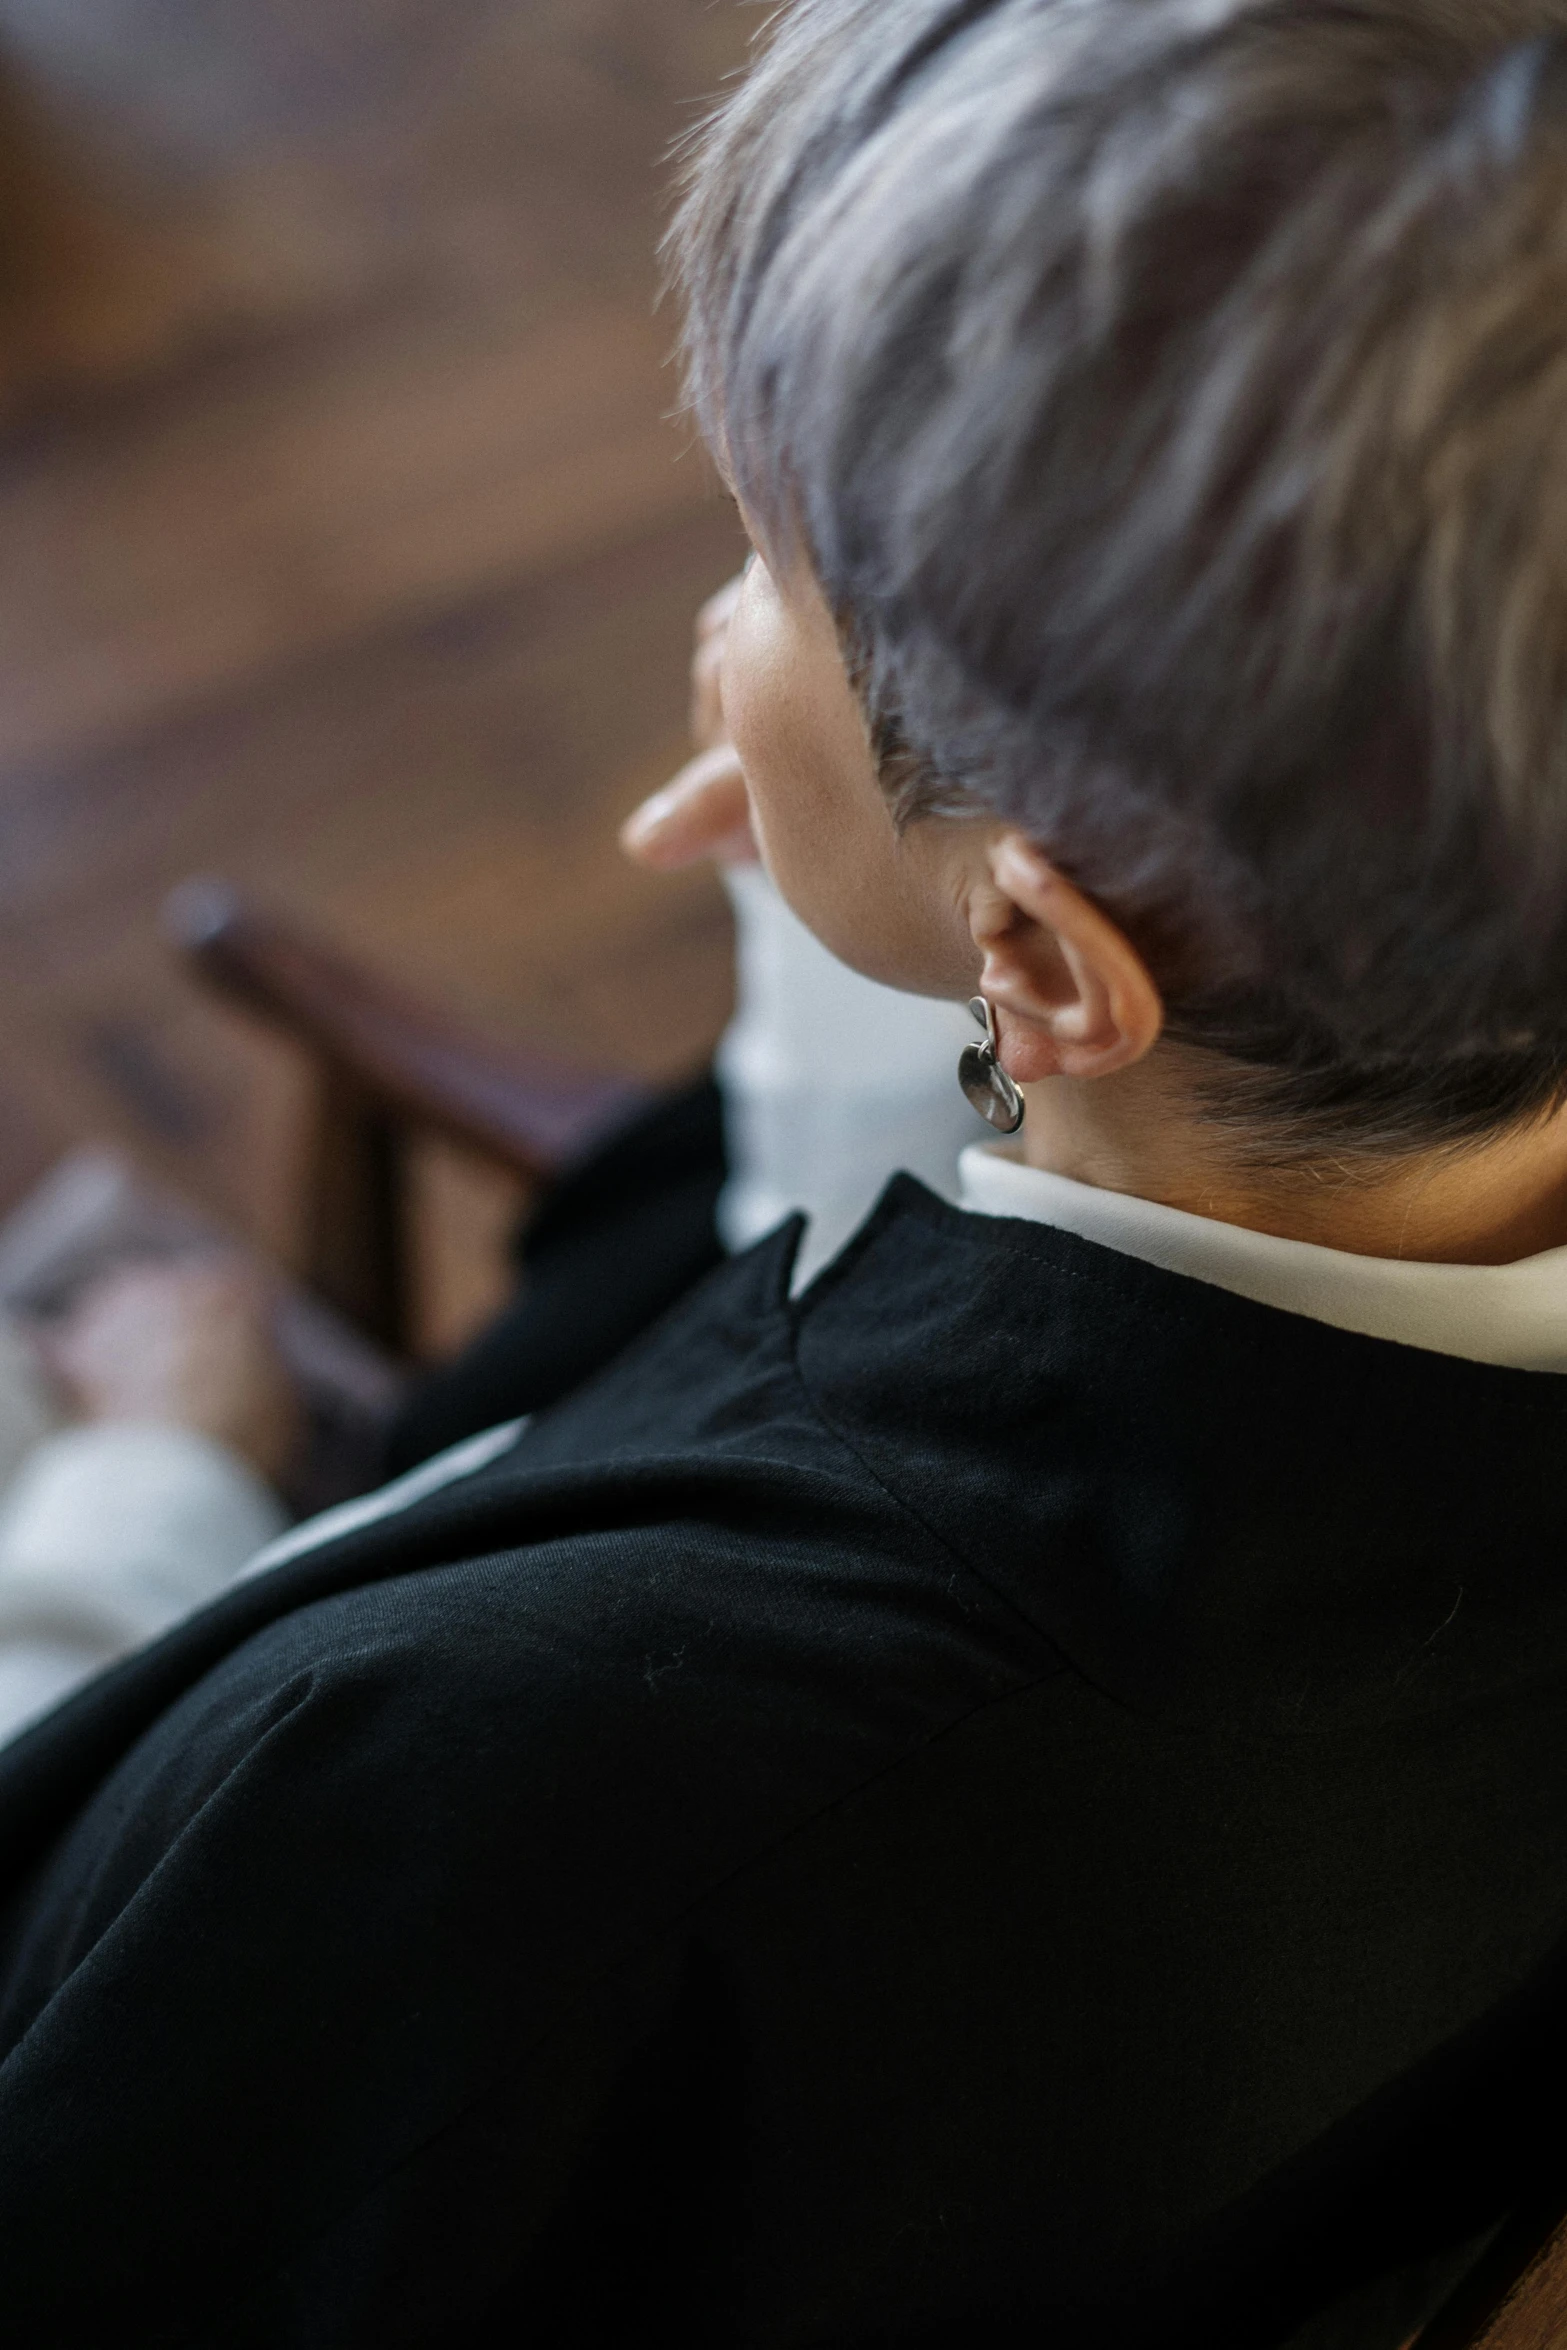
1019 1046 1567 1265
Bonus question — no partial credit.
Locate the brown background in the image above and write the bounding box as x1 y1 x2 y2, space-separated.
0 0 751 1346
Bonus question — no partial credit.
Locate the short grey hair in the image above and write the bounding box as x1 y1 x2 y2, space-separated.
671 0 1567 1157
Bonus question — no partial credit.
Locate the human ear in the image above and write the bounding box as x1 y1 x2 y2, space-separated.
969 834 1164 1082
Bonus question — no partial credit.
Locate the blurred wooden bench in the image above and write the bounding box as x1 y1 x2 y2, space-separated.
165 878 653 1355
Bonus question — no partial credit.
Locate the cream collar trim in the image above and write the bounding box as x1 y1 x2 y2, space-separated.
958 1145 1567 1372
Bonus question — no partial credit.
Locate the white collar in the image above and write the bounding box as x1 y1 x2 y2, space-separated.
957 1144 1567 1372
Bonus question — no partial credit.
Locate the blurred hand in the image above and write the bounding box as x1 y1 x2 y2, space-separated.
621 572 760 872
43 1260 302 1487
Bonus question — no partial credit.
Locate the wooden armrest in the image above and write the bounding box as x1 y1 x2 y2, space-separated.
165 877 657 1351
164 877 651 1181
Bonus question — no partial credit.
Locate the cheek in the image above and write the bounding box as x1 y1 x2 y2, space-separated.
721 569 975 995
724 627 889 944
719 581 825 837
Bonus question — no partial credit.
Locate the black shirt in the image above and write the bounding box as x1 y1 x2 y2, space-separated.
3 1180 1567 2347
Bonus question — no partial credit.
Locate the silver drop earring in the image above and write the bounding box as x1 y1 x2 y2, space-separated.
958 996 1025 1134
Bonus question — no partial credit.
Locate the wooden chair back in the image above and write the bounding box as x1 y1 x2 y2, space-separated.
165 878 651 1352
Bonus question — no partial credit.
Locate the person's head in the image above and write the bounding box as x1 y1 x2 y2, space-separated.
670 0 1567 1177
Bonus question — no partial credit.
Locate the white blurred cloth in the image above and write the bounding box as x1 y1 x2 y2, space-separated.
0 1345 284 1747
0 1314 62 1491
0 1422 284 1652
717 865 977 1288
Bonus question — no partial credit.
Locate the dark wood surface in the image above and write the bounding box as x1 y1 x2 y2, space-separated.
0 0 749 1346
167 879 654 1177
1417 2203 1567 2350
168 876 660 1351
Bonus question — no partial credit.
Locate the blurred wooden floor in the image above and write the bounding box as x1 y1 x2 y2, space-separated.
0 0 750 1347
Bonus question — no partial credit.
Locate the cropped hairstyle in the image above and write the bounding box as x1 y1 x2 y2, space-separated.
672 0 1567 1155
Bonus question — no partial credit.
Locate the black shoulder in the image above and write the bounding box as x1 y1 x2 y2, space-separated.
3 1489 1046 2039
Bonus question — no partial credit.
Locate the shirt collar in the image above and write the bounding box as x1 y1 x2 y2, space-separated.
958 1143 1567 1373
